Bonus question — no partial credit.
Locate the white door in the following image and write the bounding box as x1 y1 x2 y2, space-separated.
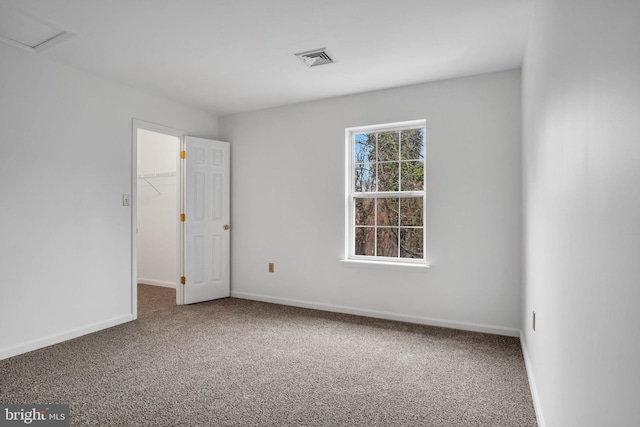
181 136 230 304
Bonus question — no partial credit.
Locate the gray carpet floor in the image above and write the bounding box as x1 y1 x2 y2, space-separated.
0 284 538 426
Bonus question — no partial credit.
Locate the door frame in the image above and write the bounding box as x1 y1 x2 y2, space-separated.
131 119 186 319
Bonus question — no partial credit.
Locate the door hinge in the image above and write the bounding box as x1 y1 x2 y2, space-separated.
180 213 185 222
180 150 186 159
180 276 186 285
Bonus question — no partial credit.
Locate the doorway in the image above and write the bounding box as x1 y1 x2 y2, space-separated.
131 120 231 319
136 126 181 310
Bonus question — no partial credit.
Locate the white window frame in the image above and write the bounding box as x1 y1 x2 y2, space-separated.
344 119 428 267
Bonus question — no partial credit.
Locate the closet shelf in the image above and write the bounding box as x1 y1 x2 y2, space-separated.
137 171 176 179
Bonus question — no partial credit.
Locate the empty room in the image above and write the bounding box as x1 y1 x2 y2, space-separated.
0 1 638 426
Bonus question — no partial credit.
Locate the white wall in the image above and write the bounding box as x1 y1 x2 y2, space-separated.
522 0 640 426
220 69 523 335
0 43 217 360
137 129 179 288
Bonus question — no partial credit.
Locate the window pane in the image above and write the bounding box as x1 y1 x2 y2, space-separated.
377 131 399 162
400 197 423 226
355 198 375 226
401 128 424 160
354 163 376 192
377 228 399 257
378 162 399 191
355 227 375 256
400 161 424 191
377 197 399 226
348 122 425 263
355 133 376 163
400 229 423 258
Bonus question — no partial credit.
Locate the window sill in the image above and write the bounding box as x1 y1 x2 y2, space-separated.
340 259 430 271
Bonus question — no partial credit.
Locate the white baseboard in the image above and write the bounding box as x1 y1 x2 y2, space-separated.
230 291 520 337
0 314 133 361
520 332 545 427
137 278 176 289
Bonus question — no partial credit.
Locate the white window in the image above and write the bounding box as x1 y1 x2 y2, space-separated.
345 120 426 265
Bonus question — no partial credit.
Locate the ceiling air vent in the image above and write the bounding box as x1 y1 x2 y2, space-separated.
295 48 334 67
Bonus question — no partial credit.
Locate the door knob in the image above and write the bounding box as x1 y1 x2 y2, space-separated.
223 224 230 230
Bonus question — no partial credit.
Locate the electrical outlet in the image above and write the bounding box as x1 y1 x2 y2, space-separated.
268 263 274 273
533 311 536 331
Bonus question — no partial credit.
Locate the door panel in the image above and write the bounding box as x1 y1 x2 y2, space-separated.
183 136 230 304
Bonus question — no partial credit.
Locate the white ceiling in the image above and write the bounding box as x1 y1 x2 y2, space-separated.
1 0 533 117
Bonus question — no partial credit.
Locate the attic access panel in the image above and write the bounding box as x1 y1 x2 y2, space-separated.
0 5 74 52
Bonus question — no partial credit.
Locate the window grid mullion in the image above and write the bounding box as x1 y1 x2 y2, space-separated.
398 130 402 192
374 197 378 257
352 191 425 198
375 132 379 192
397 198 401 257
374 131 378 257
